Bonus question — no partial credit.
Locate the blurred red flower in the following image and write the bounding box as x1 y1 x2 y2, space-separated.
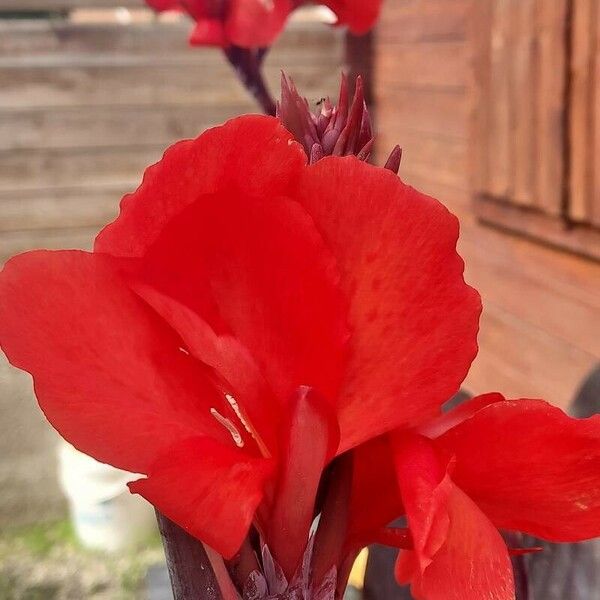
144 0 382 48
0 114 479 582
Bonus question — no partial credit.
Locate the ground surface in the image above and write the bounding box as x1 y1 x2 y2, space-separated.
0 520 164 599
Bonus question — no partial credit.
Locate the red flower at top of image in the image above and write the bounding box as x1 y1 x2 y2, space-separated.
0 114 480 579
145 0 383 48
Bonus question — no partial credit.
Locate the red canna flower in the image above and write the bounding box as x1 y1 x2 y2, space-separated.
0 114 480 591
145 0 382 49
346 393 600 600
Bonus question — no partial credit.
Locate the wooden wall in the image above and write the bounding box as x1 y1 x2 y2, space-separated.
0 5 343 264
374 0 600 409
0 2 343 526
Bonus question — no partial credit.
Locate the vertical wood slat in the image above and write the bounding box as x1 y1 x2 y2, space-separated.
569 0 596 223
592 2 600 227
569 0 600 229
470 0 493 195
534 0 567 216
511 0 536 206
488 0 512 199
472 0 567 217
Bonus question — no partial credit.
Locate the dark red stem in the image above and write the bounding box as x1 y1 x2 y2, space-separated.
156 511 223 600
224 46 276 116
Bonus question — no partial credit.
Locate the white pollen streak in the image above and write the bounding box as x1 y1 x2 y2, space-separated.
210 407 244 448
225 393 254 435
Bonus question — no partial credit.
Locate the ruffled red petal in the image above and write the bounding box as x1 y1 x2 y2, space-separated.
294 157 481 451
129 436 273 558
0 251 229 473
95 116 306 258
394 433 514 600
435 398 600 542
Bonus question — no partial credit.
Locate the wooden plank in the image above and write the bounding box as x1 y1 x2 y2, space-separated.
487 0 512 199
376 88 467 139
0 184 126 231
461 233 600 357
533 0 567 215
0 0 143 9
378 130 466 189
466 303 597 411
378 0 469 43
0 227 97 265
475 194 600 261
510 0 536 206
375 41 467 90
0 19 342 59
0 145 165 190
469 0 493 195
0 64 341 109
0 105 250 151
592 3 600 227
460 214 600 310
569 0 596 223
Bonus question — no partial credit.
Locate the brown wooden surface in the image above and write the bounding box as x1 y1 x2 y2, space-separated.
374 0 600 410
0 0 143 9
570 0 600 227
472 0 568 215
0 15 343 263
470 0 600 255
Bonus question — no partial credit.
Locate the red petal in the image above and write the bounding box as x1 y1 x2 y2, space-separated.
129 436 273 558
95 116 306 258
225 0 292 48
294 158 481 451
267 387 340 579
324 0 382 34
189 19 227 46
144 0 182 11
393 434 452 570
418 392 505 438
395 549 419 585
435 399 600 542
393 433 514 600
347 435 403 546
0 251 229 473
398 485 515 600
135 186 349 417
130 283 280 457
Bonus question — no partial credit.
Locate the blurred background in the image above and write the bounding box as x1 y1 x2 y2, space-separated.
0 0 599 598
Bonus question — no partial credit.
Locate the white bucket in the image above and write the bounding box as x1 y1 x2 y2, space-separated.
58 442 156 552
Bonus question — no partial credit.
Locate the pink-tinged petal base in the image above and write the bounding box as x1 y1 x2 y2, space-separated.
267 387 340 580
130 436 273 559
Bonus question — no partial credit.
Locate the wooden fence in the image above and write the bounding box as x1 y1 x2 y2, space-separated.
0 2 343 263
0 0 343 526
